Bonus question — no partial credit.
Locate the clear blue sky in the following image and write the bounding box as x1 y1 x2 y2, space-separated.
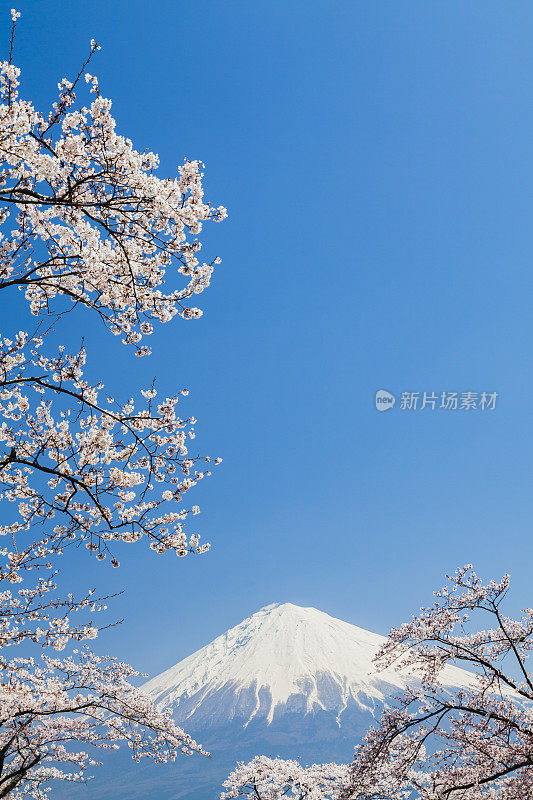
2 0 533 676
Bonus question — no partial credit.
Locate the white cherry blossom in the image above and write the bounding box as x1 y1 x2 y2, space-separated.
222 756 349 800
0 21 226 354
343 566 533 800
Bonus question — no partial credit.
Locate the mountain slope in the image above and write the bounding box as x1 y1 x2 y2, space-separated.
143 602 472 730
58 603 474 800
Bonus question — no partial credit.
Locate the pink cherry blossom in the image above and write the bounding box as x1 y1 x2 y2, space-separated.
0 12 224 798
0 26 227 354
222 756 349 800
0 331 219 571
342 566 533 800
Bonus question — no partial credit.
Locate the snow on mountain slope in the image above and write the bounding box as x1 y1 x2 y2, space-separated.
142 602 473 728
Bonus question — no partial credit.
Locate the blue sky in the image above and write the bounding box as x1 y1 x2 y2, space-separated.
2 0 533 675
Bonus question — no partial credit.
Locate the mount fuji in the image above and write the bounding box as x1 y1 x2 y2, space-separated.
61 603 472 800
143 601 471 731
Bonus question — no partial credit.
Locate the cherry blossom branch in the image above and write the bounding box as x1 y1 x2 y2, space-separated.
341 567 533 800
0 331 221 571
0 41 227 354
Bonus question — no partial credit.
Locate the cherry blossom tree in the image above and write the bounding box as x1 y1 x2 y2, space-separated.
0 465 212 800
0 328 219 571
0 549 207 800
222 756 349 800
0 9 226 569
0 12 226 353
0 9 226 797
342 566 533 800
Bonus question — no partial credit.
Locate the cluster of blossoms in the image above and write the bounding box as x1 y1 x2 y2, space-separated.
0 7 226 571
0 330 221 573
0 10 225 798
222 757 349 800
0 30 226 356
341 566 533 800
0 573 102 653
0 645 206 800
0 534 208 800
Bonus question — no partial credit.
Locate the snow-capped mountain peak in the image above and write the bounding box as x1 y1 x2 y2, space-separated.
142 602 471 727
